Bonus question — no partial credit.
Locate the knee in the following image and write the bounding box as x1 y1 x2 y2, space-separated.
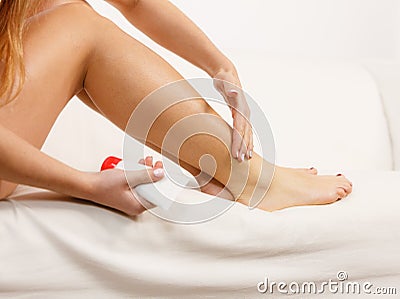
106 0 141 10
28 2 110 39
26 2 118 63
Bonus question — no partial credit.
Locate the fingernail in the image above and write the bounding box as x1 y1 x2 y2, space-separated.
241 153 245 161
249 150 253 158
229 89 239 95
153 168 164 177
236 151 239 159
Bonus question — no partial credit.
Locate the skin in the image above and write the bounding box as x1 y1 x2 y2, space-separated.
0 0 352 216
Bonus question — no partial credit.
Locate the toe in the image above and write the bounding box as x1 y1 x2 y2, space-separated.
341 183 352 194
154 161 163 169
307 167 318 175
337 176 353 194
336 187 347 199
144 156 153 167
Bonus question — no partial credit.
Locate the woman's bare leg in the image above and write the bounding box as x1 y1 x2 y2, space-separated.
78 5 352 210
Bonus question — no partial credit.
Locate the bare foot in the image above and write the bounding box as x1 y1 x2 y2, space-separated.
138 156 347 212
183 154 350 212
237 166 352 211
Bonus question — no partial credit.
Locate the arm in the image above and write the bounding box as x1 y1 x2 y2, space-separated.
0 123 92 199
0 124 164 216
106 0 253 160
106 0 234 77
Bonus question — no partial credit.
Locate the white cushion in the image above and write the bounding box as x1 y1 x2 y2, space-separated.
2 170 400 297
362 62 400 170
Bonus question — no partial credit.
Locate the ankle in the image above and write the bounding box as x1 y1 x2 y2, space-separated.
226 155 274 203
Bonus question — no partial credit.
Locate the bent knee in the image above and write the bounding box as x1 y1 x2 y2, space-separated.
27 1 112 45
107 0 140 8
24 1 116 88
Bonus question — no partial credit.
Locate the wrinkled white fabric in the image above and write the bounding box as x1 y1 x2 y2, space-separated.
1 171 399 298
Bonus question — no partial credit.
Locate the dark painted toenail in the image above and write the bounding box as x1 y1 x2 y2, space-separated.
336 174 342 176
310 167 315 170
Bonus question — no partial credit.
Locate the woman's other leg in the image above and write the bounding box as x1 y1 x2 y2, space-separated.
0 2 98 198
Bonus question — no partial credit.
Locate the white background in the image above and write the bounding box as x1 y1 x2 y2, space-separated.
88 0 400 62
171 0 400 62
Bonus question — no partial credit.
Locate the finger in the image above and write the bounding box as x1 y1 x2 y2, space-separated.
154 161 163 169
239 122 253 161
244 123 253 159
232 113 246 161
226 85 249 115
238 134 248 162
226 87 239 101
239 127 251 162
246 128 254 159
222 80 240 111
222 79 240 96
227 89 239 98
144 156 153 167
236 106 253 160
231 127 243 160
126 168 164 187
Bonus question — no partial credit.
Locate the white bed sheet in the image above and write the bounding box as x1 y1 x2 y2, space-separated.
1 171 399 298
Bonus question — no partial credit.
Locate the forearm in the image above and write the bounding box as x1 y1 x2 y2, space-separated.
108 0 236 77
0 124 93 199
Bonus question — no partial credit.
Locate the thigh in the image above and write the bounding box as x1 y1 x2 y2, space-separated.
0 2 101 196
82 11 233 185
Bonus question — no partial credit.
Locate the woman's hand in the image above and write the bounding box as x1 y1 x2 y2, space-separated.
86 156 164 217
213 69 253 162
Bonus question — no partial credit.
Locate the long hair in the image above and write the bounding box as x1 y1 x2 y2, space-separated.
0 0 42 106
